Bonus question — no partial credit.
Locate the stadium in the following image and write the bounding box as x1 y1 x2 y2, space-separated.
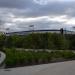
5 28 75 36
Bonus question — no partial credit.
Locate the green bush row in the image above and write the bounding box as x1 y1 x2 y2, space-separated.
3 33 69 50
5 48 75 68
1 33 75 50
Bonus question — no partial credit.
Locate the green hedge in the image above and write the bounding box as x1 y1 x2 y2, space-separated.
5 48 75 68
3 33 69 50
1 33 75 50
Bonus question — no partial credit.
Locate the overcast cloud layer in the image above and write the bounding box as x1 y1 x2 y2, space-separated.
0 0 75 32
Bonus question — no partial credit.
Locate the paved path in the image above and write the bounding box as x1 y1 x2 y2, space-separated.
0 60 75 75
0 51 6 65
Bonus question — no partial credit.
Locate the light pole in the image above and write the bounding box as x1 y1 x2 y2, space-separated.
29 25 34 33
29 25 35 49
5 28 10 48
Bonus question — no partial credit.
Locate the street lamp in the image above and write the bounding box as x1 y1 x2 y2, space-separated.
5 28 10 48
29 25 34 33
29 25 35 49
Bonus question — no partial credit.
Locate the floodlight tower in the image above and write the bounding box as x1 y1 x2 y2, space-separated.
29 25 34 33
5 28 10 48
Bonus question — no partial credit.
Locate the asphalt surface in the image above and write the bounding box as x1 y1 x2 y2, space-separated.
0 60 75 75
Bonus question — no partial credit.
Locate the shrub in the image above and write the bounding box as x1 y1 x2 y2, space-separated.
5 49 75 68
61 51 75 59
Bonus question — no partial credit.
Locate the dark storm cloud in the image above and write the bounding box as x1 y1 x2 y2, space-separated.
0 0 75 17
0 0 32 9
9 1 75 18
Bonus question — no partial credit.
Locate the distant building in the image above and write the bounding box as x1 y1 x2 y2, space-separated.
5 29 75 36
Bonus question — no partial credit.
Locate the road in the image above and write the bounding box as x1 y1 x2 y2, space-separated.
0 60 75 75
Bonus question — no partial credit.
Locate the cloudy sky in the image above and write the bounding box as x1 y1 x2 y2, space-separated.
0 0 75 32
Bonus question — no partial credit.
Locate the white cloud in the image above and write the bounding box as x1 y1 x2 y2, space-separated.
33 0 73 5
66 18 75 25
3 14 75 29
33 0 50 5
47 15 67 22
11 15 75 25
